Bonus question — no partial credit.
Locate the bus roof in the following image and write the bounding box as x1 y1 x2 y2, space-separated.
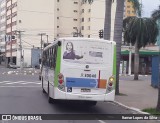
43 37 116 51
58 37 116 44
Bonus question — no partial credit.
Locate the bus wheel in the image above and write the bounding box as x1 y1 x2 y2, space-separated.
48 82 52 103
39 75 41 80
42 77 46 93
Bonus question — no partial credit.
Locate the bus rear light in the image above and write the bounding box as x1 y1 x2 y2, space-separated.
106 76 115 92
58 79 63 84
109 82 113 86
58 73 65 91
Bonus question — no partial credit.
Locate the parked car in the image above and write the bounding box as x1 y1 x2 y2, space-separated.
8 62 18 69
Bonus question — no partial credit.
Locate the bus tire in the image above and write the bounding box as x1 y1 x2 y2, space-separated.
48 82 52 103
39 75 41 81
42 77 46 93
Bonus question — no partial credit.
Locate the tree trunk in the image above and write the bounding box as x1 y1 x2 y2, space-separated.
103 0 112 40
113 0 125 95
134 40 139 80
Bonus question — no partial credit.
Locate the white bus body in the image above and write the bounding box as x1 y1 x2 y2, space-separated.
41 38 116 105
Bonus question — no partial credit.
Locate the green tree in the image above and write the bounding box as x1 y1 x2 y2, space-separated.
123 17 158 80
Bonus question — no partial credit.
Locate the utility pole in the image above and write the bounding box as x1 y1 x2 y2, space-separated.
38 33 46 51
46 35 48 45
16 30 25 70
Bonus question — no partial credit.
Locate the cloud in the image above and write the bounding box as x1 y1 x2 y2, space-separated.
141 0 160 17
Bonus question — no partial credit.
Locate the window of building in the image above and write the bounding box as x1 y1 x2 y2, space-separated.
74 10 78 13
127 6 130 8
88 9 91 12
74 2 78 4
88 35 90 38
57 26 59 28
88 18 90 22
73 27 77 29
57 0 59 2
57 8 59 11
82 9 84 13
73 19 78 21
81 26 84 30
81 18 84 22
88 26 90 30
57 17 59 19
127 10 130 14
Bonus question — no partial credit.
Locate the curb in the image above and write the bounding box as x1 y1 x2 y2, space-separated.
119 74 148 77
113 101 150 114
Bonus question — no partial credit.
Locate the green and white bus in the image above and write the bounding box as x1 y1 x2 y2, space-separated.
41 37 116 105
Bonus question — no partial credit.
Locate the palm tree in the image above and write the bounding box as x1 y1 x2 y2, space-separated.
113 0 140 94
123 17 158 80
152 7 160 112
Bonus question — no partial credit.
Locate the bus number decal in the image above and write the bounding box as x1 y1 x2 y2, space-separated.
81 73 96 78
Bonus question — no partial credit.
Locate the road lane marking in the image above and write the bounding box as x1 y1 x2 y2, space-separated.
98 120 106 123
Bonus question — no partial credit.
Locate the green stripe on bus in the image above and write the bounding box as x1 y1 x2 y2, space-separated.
113 45 116 88
54 46 61 87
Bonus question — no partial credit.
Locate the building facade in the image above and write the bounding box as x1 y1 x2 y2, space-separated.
124 0 136 18
1 0 118 67
0 0 6 63
5 0 55 67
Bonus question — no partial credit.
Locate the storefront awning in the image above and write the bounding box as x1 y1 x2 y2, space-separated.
121 50 160 56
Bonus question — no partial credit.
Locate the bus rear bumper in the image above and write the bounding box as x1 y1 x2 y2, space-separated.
53 88 115 102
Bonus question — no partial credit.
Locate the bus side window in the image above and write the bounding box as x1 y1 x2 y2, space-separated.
50 46 55 69
53 45 58 67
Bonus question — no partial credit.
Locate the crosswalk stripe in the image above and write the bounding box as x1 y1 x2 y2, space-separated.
0 81 11 84
20 82 41 85
0 81 41 85
0 86 41 88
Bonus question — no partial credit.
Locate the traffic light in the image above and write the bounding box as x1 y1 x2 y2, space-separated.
99 29 103 39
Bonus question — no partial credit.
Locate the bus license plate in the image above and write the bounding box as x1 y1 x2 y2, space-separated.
81 88 91 92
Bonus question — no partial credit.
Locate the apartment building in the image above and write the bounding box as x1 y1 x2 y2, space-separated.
0 0 6 59
2 0 117 67
54 0 109 38
5 0 55 67
124 0 136 18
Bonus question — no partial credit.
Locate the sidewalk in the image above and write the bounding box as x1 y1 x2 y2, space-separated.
115 75 158 110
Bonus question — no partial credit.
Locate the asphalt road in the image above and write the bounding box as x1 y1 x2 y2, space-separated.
0 66 159 123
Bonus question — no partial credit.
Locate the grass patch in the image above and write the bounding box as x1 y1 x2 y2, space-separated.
118 93 127 96
142 108 160 115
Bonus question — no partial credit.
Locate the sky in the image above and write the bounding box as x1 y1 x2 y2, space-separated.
141 0 160 17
